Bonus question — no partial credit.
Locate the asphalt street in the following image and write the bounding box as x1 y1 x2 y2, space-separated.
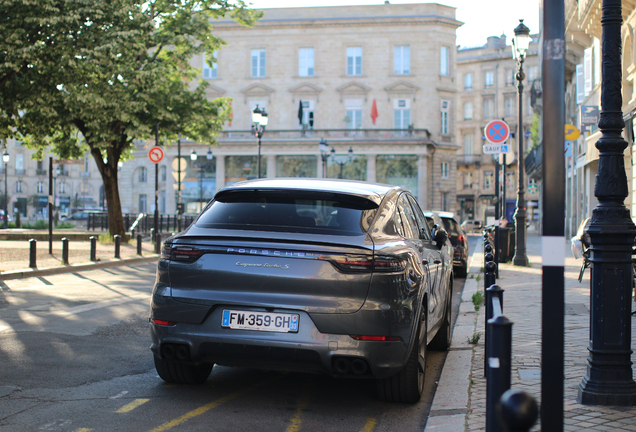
0 238 475 432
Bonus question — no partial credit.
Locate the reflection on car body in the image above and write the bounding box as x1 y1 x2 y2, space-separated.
150 179 454 403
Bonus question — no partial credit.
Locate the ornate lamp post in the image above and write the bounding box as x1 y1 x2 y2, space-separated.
190 148 214 209
330 147 353 179
319 138 329 178
250 105 268 179
511 19 531 267
2 150 8 229
578 0 636 406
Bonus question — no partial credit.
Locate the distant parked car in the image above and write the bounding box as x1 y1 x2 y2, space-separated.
460 220 483 234
437 212 469 278
0 209 11 225
62 210 103 221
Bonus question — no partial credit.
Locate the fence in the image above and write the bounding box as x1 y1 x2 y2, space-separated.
87 213 196 234
481 230 539 432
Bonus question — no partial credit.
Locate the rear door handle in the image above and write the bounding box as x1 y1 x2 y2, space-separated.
422 258 429 265
434 259 442 264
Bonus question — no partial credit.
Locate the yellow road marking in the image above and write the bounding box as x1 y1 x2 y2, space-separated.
147 378 276 432
116 398 150 413
359 417 377 432
285 382 312 432
74 429 93 432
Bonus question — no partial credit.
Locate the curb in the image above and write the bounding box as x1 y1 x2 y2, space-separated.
0 256 159 281
424 237 484 432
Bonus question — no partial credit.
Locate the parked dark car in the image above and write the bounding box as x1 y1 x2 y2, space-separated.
427 211 469 277
150 179 453 403
62 210 103 221
460 220 483 234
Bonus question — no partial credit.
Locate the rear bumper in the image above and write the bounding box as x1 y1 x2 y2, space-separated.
150 306 410 379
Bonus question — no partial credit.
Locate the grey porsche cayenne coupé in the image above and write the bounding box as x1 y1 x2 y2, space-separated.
150 179 453 403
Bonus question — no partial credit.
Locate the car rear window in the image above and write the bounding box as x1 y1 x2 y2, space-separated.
441 218 460 239
195 190 378 235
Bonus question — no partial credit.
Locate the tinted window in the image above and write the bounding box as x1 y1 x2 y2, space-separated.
441 217 460 239
196 190 378 236
407 195 431 240
397 195 419 239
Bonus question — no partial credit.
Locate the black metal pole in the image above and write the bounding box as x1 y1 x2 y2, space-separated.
257 134 262 179
578 0 636 406
501 154 506 222
154 124 159 238
513 52 529 266
3 153 7 229
177 136 182 232
541 2 566 428
48 157 53 254
494 158 501 220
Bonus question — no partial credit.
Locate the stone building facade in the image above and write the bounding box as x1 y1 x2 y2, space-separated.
455 34 540 226
1 3 461 220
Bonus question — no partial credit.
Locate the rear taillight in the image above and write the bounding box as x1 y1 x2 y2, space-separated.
373 255 407 273
458 234 466 243
327 254 406 273
160 245 204 262
350 335 402 342
151 319 177 326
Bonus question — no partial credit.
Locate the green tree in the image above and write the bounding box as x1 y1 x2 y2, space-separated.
1 0 260 236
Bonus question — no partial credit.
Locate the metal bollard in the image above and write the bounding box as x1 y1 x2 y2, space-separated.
485 303 513 432
90 236 97 261
114 234 121 259
29 239 37 268
497 389 539 432
62 237 69 265
137 233 142 255
131 228 135 240
484 254 495 291
150 228 155 245
155 232 161 254
493 226 500 278
485 283 504 376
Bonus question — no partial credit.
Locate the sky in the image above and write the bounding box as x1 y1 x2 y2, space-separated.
246 0 541 49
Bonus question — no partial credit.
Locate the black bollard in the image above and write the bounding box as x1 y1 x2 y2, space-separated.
155 232 161 254
150 228 155 245
131 228 135 240
484 253 495 290
137 233 142 255
497 389 539 432
486 305 513 432
485 282 504 376
62 237 69 265
90 236 97 261
29 239 37 268
114 234 121 259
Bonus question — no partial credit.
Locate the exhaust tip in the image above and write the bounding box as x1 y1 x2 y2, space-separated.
161 344 176 360
351 359 368 375
175 345 189 361
333 358 351 374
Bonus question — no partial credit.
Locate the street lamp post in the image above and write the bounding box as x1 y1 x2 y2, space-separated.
330 147 353 179
319 138 329 178
191 148 213 211
578 0 636 406
511 19 531 267
251 105 268 179
2 150 8 229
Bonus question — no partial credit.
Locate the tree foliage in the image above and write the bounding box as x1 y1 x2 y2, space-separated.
0 0 261 235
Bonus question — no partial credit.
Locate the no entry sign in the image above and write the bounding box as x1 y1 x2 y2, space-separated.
484 120 510 144
148 146 165 164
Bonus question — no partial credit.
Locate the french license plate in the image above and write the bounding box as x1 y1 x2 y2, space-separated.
221 310 299 333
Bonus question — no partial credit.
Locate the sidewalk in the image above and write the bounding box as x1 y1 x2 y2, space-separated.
0 230 159 280
425 233 636 431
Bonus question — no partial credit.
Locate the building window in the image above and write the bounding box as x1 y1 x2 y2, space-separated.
505 69 515 87
393 99 411 129
506 172 515 189
59 182 66 194
203 51 218 79
463 172 473 189
441 192 449 211
347 47 362 76
483 97 494 119
440 100 450 135
527 66 539 83
464 73 473 91
394 45 410 75
463 102 473 120
484 71 494 88
440 46 449 76
160 165 167 182
83 155 90 174
504 97 515 118
345 99 363 129
484 171 493 189
15 153 24 174
463 134 473 155
376 155 419 196
299 100 315 129
139 194 147 213
251 49 266 77
37 181 43 194
441 162 450 179
16 180 22 193
139 167 147 183
276 155 318 178
298 48 314 77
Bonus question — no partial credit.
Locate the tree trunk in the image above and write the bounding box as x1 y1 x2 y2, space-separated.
91 146 125 237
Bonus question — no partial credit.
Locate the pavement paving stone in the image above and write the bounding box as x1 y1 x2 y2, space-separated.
426 232 636 432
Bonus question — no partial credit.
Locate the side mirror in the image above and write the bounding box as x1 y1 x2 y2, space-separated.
434 228 448 248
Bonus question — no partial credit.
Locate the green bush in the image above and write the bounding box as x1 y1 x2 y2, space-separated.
22 219 49 229
55 221 76 229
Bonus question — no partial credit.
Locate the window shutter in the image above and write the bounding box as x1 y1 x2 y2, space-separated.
576 64 584 104
584 48 592 96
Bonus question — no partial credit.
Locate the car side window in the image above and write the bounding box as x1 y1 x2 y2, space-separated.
398 194 420 240
406 195 432 240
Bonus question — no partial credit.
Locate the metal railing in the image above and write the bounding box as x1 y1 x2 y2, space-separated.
481 230 539 432
87 213 197 234
216 128 433 142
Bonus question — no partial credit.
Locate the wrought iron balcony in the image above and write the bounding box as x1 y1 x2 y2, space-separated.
217 128 432 142
456 154 483 165
36 169 47 176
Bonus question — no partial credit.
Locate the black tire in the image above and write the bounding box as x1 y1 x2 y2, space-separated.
430 287 452 351
455 260 468 278
376 307 427 403
154 355 213 385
